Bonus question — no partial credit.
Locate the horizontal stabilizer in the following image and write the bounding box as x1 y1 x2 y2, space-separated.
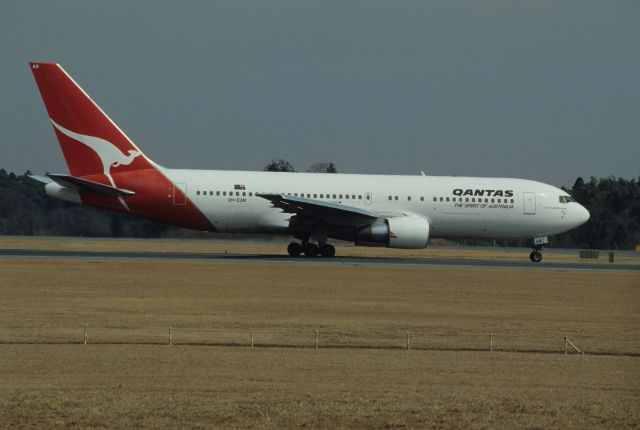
27 175 53 184
46 174 135 198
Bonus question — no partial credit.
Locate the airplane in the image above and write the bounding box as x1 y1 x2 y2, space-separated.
28 63 590 262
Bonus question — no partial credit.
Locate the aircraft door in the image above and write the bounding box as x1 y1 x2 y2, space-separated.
365 192 372 206
173 183 186 206
523 192 536 214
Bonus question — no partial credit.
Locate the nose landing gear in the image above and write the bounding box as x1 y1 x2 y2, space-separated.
529 250 543 262
529 236 548 263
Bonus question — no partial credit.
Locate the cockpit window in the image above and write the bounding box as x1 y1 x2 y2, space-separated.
559 196 576 204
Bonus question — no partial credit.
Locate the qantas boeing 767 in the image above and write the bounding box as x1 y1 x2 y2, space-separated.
28 63 589 262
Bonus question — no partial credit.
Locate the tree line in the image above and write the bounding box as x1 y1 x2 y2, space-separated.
0 168 638 250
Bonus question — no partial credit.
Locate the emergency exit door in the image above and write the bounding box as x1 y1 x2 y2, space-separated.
173 183 186 205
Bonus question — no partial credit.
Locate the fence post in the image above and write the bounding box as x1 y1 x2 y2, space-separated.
250 329 254 349
169 325 172 346
564 337 568 354
84 323 87 345
406 331 410 350
315 329 319 350
490 332 493 352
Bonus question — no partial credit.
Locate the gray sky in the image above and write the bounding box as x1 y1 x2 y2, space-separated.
1 1 638 187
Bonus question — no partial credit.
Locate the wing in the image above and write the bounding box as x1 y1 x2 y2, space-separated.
256 193 378 227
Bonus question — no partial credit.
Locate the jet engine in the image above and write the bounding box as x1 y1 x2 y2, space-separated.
356 216 430 249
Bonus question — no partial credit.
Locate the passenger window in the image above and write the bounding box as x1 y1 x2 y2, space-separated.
196 191 200 195
389 196 393 201
446 197 449 202
366 195 370 200
465 198 469 202
333 194 337 199
420 197 424 201
439 197 443 202
249 192 253 196
320 194 324 198
313 194 317 198
352 195 356 199
395 196 398 200
433 197 437 202
408 196 412 201
358 195 362 200
345 195 349 199
511 199 514 203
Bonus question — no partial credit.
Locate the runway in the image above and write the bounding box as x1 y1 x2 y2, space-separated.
1 248 637 272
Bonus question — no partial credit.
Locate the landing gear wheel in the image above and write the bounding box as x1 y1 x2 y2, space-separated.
320 244 336 257
287 242 302 256
529 251 543 263
303 243 319 257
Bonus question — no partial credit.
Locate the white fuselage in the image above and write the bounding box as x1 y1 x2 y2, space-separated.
161 169 590 240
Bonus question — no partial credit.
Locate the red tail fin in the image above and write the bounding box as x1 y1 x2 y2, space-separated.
30 63 154 181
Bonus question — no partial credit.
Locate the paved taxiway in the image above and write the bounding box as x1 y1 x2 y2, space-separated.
1 249 637 272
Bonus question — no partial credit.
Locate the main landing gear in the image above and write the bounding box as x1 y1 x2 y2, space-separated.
287 242 335 258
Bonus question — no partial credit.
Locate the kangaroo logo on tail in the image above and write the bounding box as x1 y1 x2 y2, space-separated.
51 119 141 209
51 120 141 186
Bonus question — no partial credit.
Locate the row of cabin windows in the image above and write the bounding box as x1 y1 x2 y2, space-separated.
196 191 253 197
194 190 372 201
289 193 370 200
388 196 425 202
433 196 515 204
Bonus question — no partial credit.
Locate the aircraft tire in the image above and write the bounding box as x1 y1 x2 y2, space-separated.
529 251 543 263
287 242 303 256
320 244 336 257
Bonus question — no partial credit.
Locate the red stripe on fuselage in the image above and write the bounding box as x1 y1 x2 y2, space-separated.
79 169 215 232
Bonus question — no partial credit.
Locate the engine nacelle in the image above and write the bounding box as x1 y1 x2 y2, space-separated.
387 216 430 248
355 216 430 249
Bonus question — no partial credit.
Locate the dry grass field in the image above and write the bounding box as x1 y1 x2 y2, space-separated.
0 238 639 428
2 235 640 264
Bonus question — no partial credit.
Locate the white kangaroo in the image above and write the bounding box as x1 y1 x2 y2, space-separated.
51 120 141 187
51 119 141 210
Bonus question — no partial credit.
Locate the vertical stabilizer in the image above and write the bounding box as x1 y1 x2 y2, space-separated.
30 63 154 181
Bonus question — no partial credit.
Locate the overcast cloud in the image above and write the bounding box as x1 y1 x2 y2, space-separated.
1 0 638 187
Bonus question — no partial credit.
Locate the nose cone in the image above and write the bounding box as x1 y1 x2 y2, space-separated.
576 204 590 226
